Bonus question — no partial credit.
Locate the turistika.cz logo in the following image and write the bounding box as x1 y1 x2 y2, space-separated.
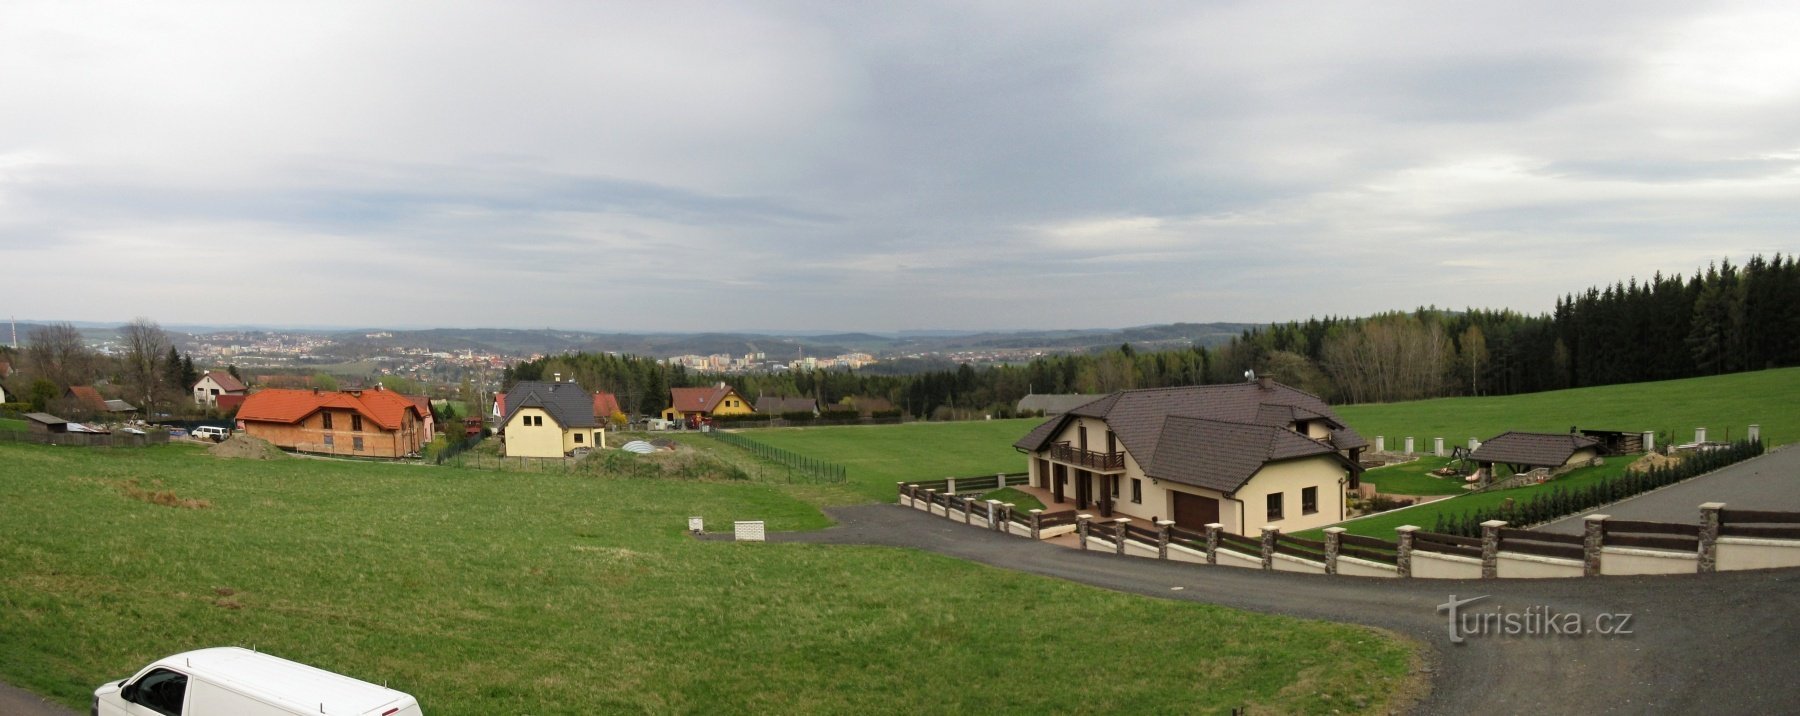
1436 595 1634 644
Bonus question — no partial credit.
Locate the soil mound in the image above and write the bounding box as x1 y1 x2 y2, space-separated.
207 433 285 460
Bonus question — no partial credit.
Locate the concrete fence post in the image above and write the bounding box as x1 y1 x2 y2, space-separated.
1582 514 1608 577
1642 431 1655 453
1260 526 1278 571
1077 514 1093 550
1156 520 1174 560
1468 437 1479 450
1375 436 1385 453
1204 523 1222 565
1114 518 1131 556
1434 437 1445 457
1699 502 1725 573
1748 424 1761 443
986 499 1001 530
946 477 957 494
1395 526 1418 578
1323 527 1345 575
897 481 907 505
1694 427 1706 444
1480 520 1507 579
996 472 1007 489
1001 503 1015 534
1405 437 1415 455
963 497 974 525
1029 509 1043 539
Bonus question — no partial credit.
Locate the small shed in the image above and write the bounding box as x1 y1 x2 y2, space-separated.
24 412 70 434
1470 431 1602 476
1575 428 1645 456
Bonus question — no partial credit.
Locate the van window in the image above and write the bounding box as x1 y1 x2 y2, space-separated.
130 668 187 716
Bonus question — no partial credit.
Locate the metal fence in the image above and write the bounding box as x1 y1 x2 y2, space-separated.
0 430 171 448
705 430 848 484
432 434 488 465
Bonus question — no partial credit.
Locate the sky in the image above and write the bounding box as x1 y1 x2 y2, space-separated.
4 1 1799 332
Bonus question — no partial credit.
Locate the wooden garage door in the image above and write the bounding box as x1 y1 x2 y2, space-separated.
1172 492 1221 531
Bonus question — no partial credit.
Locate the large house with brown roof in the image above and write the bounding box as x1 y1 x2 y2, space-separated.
1013 378 1367 536
661 383 753 424
193 370 248 408
236 386 428 458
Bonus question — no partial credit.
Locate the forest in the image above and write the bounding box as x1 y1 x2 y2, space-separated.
509 253 1799 418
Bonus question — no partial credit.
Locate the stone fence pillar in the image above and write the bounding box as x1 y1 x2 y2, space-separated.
1204 523 1222 565
1480 520 1507 579
1468 437 1479 450
1582 514 1608 577
1001 503 1015 534
1405 437 1415 455
1395 525 1418 578
897 481 907 505
946 477 957 494
1642 431 1655 453
1029 509 1043 539
1156 519 1174 560
923 489 937 515
985 499 1001 530
1323 527 1345 575
1260 526 1278 570
1077 514 1093 550
1375 436 1385 453
1115 518 1131 556
1695 427 1706 444
1699 502 1725 573
1749 424 1761 443
1434 437 1445 457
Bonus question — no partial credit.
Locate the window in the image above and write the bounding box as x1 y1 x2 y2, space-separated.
210 388 220 396
1131 478 1142 504
323 434 334 447
351 414 363 432
1267 492 1284 521
353 436 364 452
322 412 333 430
1302 486 1319 515
128 668 187 716
574 433 584 444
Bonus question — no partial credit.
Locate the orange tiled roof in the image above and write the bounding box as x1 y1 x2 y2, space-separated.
66 385 108 412
594 392 621 418
238 387 426 430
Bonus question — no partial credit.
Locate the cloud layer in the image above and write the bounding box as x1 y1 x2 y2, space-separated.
5 1 1798 330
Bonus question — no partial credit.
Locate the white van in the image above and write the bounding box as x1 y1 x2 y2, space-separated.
93 647 423 716
191 426 231 441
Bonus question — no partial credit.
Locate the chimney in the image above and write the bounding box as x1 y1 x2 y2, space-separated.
1256 376 1271 390
554 372 562 383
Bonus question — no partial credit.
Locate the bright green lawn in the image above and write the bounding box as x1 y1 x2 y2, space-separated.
0 417 26 432
1337 366 1800 449
1299 457 1638 540
981 487 1047 512
0 443 1416 715
735 419 1041 502
1360 457 1470 496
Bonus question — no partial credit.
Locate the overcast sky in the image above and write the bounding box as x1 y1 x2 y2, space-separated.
4 1 1798 332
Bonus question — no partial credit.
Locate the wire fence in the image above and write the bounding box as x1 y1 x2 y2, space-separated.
705 430 848 484
432 434 489 465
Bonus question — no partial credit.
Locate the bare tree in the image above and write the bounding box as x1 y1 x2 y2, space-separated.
25 322 96 388
119 317 173 415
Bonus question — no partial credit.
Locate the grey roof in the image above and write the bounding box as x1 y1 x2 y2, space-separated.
501 381 598 429
1016 393 1107 416
104 399 137 412
756 396 819 414
1470 432 1599 468
23 412 67 425
1014 380 1365 493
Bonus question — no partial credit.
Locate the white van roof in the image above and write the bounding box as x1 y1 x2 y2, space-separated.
153 647 416 715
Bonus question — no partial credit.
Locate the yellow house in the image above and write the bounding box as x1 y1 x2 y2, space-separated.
1013 378 1367 536
501 380 605 458
662 383 754 422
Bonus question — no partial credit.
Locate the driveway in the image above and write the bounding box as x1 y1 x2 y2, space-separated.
775 503 1800 715
0 681 75 716
1536 445 1800 535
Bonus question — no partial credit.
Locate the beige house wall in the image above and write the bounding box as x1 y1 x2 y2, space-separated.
1716 538 1800 571
504 409 566 458
1234 459 1349 535
1496 553 1584 578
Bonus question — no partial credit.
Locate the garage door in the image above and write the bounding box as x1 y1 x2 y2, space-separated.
1172 492 1221 531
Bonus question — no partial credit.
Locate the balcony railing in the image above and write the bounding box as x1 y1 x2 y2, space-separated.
1048 442 1126 471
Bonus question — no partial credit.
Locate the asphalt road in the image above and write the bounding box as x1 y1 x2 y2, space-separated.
1537 445 1800 534
775 503 1800 715
0 681 75 716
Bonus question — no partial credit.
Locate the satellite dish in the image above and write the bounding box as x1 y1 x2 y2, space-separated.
1244 369 1256 382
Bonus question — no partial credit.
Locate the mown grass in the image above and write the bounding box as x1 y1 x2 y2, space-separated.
1360 457 1469 496
1298 457 1639 540
980 487 1047 512
1337 366 1800 449
734 419 1039 502
0 417 27 433
0 442 1416 715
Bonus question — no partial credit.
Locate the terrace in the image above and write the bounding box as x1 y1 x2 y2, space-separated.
1046 441 1126 473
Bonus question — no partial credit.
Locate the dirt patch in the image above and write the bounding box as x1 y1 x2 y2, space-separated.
207 433 285 460
119 478 212 509
1627 452 1684 474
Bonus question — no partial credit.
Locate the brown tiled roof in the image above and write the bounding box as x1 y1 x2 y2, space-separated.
668 386 740 414
1013 380 1366 493
1470 432 1599 468
66 386 109 413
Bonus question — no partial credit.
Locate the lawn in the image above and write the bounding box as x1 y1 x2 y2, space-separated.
981 487 1047 512
0 417 26 433
1298 457 1639 540
731 419 1042 502
0 442 1416 715
1337 366 1800 449
1360 456 1469 496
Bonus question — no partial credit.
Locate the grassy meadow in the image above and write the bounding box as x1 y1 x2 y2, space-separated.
1358 457 1467 496
1297 458 1638 540
0 442 1416 715
730 419 1041 502
0 417 27 432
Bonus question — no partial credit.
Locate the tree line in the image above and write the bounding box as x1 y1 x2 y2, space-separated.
0 318 202 419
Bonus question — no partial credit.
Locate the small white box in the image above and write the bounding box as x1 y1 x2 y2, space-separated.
734 520 766 542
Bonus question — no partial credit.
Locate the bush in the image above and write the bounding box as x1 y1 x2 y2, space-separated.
869 408 905 419
820 409 859 421
711 413 772 424
780 411 817 421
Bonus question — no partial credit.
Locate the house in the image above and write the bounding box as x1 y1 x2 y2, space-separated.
593 392 623 424
24 412 69 434
1469 432 1602 480
407 395 437 437
64 386 110 416
193 371 248 408
0 382 8 404
661 383 753 423
755 395 818 416
499 380 604 458
236 386 429 458
1013 378 1367 536
1016 393 1105 417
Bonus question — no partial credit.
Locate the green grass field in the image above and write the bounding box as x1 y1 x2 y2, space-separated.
0 417 26 433
1359 457 1469 496
1337 366 1800 449
0 443 1415 715
734 419 1041 502
1299 458 1638 540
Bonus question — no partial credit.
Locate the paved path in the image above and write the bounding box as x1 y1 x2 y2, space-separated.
0 681 76 716
774 503 1800 715
1537 445 1800 534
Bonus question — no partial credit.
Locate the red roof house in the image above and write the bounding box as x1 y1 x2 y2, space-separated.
237 387 428 458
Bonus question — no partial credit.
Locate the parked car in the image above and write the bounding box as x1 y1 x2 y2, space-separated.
93 647 423 716
191 426 231 442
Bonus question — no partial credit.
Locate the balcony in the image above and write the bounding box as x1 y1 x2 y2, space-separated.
1047 442 1126 472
